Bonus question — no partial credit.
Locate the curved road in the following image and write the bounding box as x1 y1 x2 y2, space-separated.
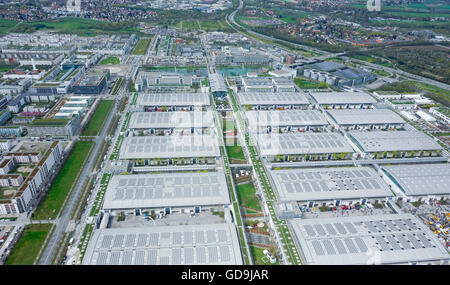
227 0 450 91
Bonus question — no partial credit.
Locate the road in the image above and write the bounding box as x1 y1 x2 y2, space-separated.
227 0 330 57
227 0 450 91
38 97 118 265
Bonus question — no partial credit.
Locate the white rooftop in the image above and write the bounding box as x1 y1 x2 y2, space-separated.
290 214 450 265
347 131 442 152
119 134 221 159
245 110 328 127
382 163 450 196
269 167 393 202
255 133 354 156
137 93 210 107
309 92 376 105
128 111 214 129
102 171 230 210
82 223 243 265
327 109 405 125
236 92 309 106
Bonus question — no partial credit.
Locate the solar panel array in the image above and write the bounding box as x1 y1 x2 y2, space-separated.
102 171 230 210
269 167 392 202
129 111 214 129
255 133 354 156
327 109 405 125
290 214 449 265
382 163 450 196
348 131 442 152
309 92 376 105
83 224 243 265
119 134 221 159
245 110 328 128
236 92 309 105
137 93 210 106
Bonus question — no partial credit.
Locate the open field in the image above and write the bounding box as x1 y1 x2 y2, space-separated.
10 17 140 36
236 182 261 210
131 38 151 55
5 224 52 265
374 81 450 107
99 56 120 65
226 145 246 161
33 141 94 220
294 77 328 89
0 19 18 34
81 100 114 136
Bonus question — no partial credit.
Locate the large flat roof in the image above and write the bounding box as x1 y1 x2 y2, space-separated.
254 133 354 156
136 93 210 107
129 111 214 129
269 167 392 202
347 131 442 152
382 163 450 196
290 214 450 265
119 134 221 159
327 109 405 125
309 92 376 105
245 110 328 127
82 223 243 265
103 171 230 210
236 92 309 106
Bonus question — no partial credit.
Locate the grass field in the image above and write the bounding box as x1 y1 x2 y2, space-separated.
33 141 94 220
10 17 140 36
0 64 19 72
81 100 114 136
236 182 261 210
132 38 151 55
249 246 279 265
294 77 327 89
5 224 52 265
226 145 246 161
99 56 120 65
0 19 18 34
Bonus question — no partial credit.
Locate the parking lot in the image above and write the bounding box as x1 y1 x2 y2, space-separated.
302 204 393 219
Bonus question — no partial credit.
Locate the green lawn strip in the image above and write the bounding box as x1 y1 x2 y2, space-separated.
90 173 112 217
110 78 123 95
235 182 262 210
78 223 95 263
81 100 114 136
226 144 246 161
121 112 131 132
132 38 151 55
212 98 250 264
5 224 52 265
131 93 138 105
33 141 94 220
109 135 124 160
230 91 301 265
